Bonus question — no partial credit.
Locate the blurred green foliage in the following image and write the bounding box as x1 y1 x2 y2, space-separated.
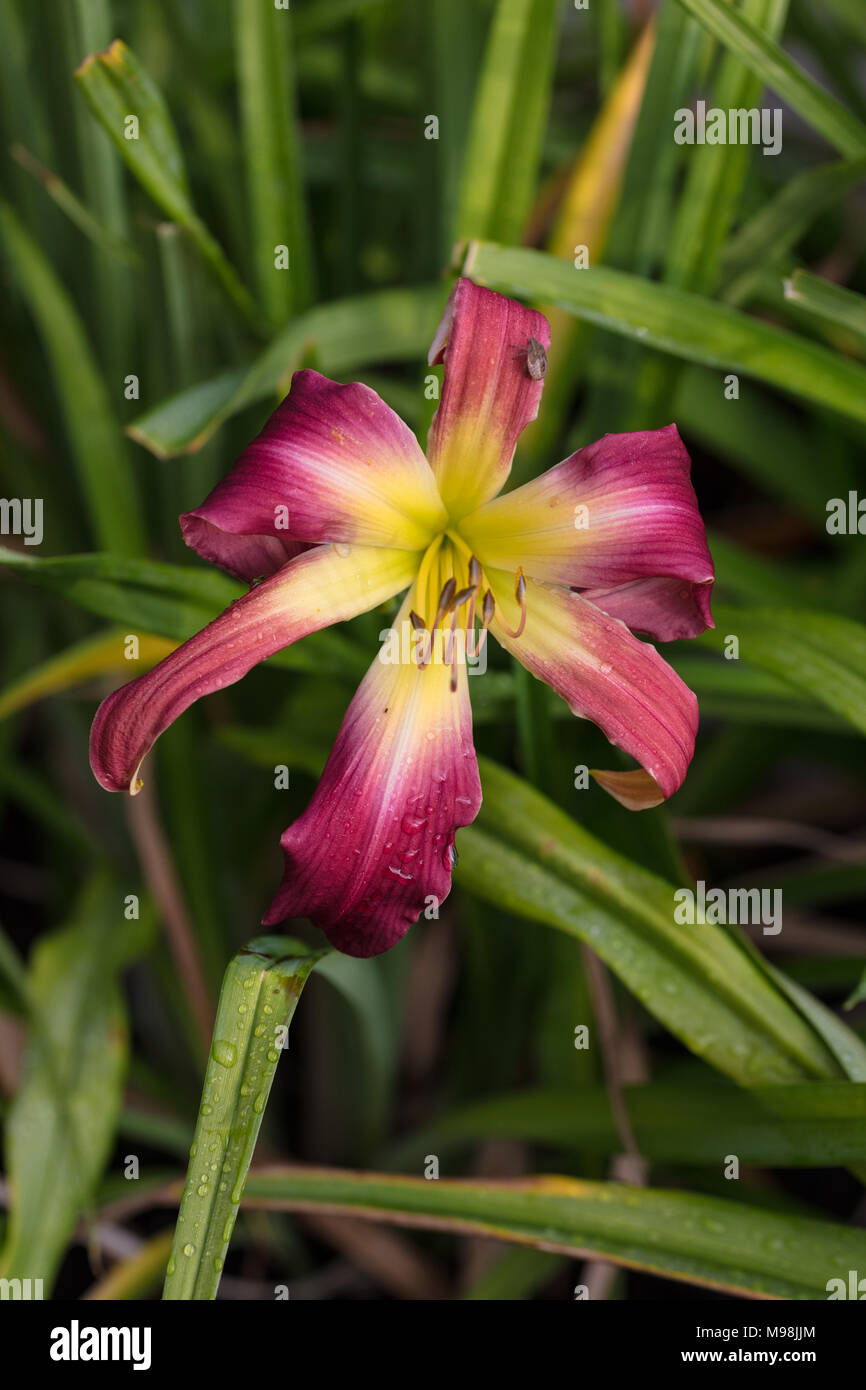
0 0 865 1301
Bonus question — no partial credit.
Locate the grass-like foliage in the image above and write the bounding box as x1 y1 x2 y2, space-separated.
0 0 865 1304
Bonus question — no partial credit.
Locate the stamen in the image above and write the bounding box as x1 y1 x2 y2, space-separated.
445 560 481 691
409 609 431 667
466 586 493 662
432 576 457 631
466 589 477 639
448 607 460 693
495 568 527 640
462 553 482 632
448 585 476 611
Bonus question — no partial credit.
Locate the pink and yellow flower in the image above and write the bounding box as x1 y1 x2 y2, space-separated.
90 278 714 957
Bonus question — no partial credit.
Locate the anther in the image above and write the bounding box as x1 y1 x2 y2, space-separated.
449 585 476 611
409 609 432 667
432 577 457 630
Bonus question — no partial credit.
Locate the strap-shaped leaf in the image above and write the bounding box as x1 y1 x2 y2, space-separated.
127 284 444 457
456 758 865 1087
0 547 365 677
461 241 866 426
74 41 261 329
163 936 329 1300
674 0 866 156
696 606 866 737
388 1080 866 1168
0 877 148 1292
241 1164 866 1299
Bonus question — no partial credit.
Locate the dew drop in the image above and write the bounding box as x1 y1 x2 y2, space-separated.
212 1039 237 1068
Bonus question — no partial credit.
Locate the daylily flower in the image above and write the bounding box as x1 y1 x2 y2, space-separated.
90 278 714 957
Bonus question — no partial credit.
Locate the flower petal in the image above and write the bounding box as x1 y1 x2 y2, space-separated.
90 545 419 794
263 612 482 957
181 369 447 581
576 575 714 642
488 571 698 809
460 425 714 633
426 278 550 519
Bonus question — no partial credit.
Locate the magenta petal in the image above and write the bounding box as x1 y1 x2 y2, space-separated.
90 545 419 794
489 573 698 809
576 575 715 642
426 277 550 518
180 517 310 586
461 424 714 621
263 620 482 957
181 370 446 582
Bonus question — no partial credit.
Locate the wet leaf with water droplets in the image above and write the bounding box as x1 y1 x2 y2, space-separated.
163 936 329 1300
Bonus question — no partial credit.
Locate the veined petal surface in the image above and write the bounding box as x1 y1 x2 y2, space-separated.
90 545 419 794
427 278 550 519
488 571 698 810
576 575 713 642
460 425 714 639
182 370 446 581
264 610 482 956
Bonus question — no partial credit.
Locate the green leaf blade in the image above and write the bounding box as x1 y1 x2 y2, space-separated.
163 937 328 1301
463 241 866 426
457 758 851 1088
0 200 144 554
74 40 262 331
674 0 866 156
242 1165 866 1299
1 878 133 1291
